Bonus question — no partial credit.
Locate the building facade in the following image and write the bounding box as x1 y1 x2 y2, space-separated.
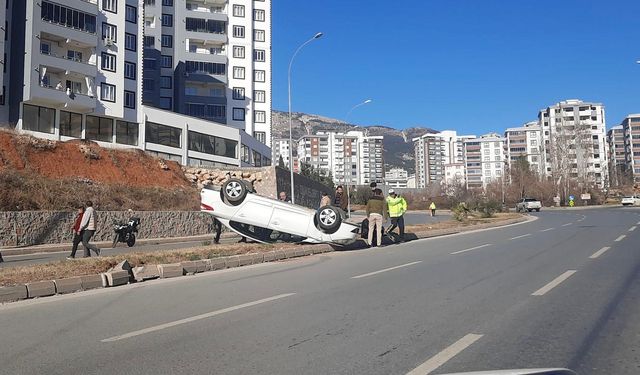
385 167 409 188
413 131 474 189
0 0 271 168
606 125 626 187
504 121 544 177
464 133 505 189
621 114 640 182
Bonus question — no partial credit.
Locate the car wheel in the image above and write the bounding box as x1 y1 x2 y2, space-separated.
527 208 532 212
222 179 248 204
316 205 342 233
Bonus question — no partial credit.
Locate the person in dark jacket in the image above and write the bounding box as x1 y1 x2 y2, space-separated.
213 218 222 244
365 188 387 247
333 185 349 216
67 205 85 259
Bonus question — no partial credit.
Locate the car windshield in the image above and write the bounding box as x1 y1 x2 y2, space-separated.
524 198 538 202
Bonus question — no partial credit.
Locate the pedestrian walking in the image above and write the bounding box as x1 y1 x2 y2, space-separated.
319 191 331 208
79 200 101 257
334 185 349 217
366 188 387 247
213 218 222 244
386 189 407 242
430 201 437 217
67 205 85 259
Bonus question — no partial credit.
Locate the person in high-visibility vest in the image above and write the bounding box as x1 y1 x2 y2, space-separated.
386 189 407 242
429 201 436 217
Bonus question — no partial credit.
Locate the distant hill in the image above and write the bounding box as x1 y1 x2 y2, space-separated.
271 110 438 174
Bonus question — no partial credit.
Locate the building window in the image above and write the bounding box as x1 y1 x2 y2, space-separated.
144 36 155 48
40 41 51 55
125 33 136 51
102 0 117 13
253 9 265 21
232 45 245 58
254 29 265 42
232 87 245 100
209 87 224 97
143 58 157 70
233 66 245 79
143 78 155 91
160 76 172 89
125 5 137 23
22 104 55 134
161 34 172 47
116 121 138 146
233 25 245 38
100 83 116 102
86 116 113 142
254 90 265 103
102 23 117 42
254 70 265 82
40 2 97 34
188 131 237 158
124 62 136 80
242 145 250 163
161 14 173 27
185 86 197 96
254 49 265 62
146 122 181 148
124 90 136 109
59 111 82 138
185 18 226 33
0 86 5 105
232 4 245 17
254 111 266 123
162 0 173 5
101 52 116 72
159 97 172 109
232 108 245 121
66 80 82 94
161 55 173 68
254 131 266 144
185 61 225 75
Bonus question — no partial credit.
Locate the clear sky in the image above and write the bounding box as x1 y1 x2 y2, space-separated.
271 0 640 135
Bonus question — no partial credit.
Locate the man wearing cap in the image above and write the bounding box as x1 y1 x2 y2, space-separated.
386 189 407 242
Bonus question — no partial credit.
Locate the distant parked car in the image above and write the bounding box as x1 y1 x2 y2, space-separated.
621 196 640 206
200 179 359 245
516 198 542 212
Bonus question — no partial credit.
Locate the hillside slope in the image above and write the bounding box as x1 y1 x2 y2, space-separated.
271 110 438 173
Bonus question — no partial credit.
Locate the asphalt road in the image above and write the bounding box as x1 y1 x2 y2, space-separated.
1 207 638 374
0 211 444 269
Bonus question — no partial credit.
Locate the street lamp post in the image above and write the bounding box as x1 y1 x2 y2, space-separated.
287 32 323 205
343 99 372 217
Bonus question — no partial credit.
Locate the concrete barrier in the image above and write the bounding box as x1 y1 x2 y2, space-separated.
104 270 130 287
26 281 56 298
225 255 240 268
80 274 105 290
238 254 253 266
158 263 184 278
210 258 226 270
54 277 83 294
0 285 28 303
132 265 160 282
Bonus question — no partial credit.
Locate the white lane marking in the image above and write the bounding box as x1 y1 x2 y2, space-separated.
509 233 531 240
406 333 483 375
629 226 637 232
101 293 296 342
352 261 422 279
589 247 611 259
540 228 555 232
532 270 577 296
562 223 573 227
450 244 493 255
615 235 626 242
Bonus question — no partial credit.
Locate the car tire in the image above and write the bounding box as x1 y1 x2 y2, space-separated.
316 205 342 233
222 179 248 205
527 208 532 212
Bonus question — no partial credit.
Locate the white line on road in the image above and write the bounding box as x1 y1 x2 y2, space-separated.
101 293 296 342
615 235 626 242
510 233 531 240
532 270 577 296
562 223 573 227
629 226 637 232
352 261 422 279
406 333 483 375
589 247 611 259
540 228 555 232
450 244 493 255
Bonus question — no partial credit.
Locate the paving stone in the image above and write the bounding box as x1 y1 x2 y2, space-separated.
54 277 82 294
26 281 56 298
0 285 28 303
158 263 184 278
80 274 105 290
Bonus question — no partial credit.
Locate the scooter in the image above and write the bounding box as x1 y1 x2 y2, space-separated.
112 217 140 248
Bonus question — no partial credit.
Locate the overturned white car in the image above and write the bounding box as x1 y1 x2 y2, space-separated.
200 179 359 245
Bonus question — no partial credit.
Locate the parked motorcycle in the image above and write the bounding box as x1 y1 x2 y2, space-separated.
112 217 141 248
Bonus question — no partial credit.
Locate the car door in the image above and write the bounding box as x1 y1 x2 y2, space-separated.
233 197 274 227
269 203 311 237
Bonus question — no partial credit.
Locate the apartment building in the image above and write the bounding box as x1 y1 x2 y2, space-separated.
504 121 543 177
413 130 474 189
142 0 271 146
272 137 299 172
297 130 383 185
0 0 271 168
464 133 505 189
537 99 608 188
385 167 409 188
606 125 626 186
621 114 640 182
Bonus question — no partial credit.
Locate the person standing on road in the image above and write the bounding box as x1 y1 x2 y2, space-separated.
386 189 407 242
366 188 387 247
79 200 101 257
334 185 349 216
67 205 85 259
430 201 437 217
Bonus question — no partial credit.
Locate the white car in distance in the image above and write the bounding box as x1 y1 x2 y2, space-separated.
200 179 359 245
621 196 640 206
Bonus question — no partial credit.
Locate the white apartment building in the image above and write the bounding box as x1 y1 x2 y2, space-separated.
537 99 608 188
385 167 409 188
504 121 544 177
142 0 272 146
272 137 300 172
444 163 465 185
0 0 271 168
464 133 505 189
297 130 383 186
413 130 474 189
606 125 626 186
621 114 640 182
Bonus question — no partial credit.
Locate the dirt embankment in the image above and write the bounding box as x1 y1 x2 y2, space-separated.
0 130 198 211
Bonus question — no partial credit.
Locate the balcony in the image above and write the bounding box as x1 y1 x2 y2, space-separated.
185 39 227 64
31 76 96 112
185 0 227 19
39 36 97 77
